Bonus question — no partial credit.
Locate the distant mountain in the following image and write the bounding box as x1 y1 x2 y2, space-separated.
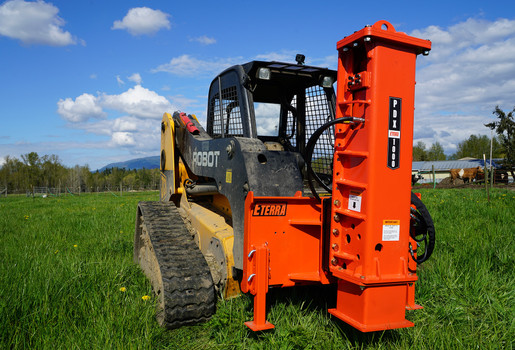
97 156 160 172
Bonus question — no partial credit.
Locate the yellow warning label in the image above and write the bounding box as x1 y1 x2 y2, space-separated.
383 220 400 225
382 220 400 241
226 169 232 183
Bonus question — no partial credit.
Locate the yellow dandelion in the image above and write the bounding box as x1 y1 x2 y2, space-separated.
142 295 151 301
24 215 29 220
119 287 126 292
73 244 78 248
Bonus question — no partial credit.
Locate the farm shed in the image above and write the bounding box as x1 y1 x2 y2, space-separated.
412 158 502 184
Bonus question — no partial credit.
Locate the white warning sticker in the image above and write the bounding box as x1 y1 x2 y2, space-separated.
348 190 362 212
382 220 400 241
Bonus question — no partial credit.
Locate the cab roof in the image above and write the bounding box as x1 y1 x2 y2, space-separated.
216 60 337 103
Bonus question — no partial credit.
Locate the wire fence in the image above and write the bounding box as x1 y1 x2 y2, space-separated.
0 185 158 198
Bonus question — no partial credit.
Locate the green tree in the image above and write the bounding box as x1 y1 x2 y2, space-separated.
41 154 67 188
412 141 428 161
123 172 137 190
451 134 503 160
21 152 42 188
427 142 446 161
485 106 515 167
0 156 24 192
136 168 152 189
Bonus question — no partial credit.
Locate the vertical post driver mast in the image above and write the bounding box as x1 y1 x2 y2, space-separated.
327 20 432 331
241 20 432 332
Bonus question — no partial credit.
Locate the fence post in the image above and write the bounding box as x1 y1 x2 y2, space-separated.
490 165 494 189
432 165 436 189
483 154 489 202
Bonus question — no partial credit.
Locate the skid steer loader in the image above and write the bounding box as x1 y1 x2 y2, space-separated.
134 20 435 332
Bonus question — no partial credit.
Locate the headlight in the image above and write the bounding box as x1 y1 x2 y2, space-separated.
257 68 271 80
321 76 334 88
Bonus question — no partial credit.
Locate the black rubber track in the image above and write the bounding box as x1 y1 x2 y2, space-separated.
135 201 216 329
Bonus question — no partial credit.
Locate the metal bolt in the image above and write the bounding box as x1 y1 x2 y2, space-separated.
332 228 339 236
364 36 371 42
333 214 340 223
334 199 341 207
332 243 339 251
331 258 338 266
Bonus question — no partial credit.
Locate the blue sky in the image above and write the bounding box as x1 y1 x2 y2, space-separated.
1 0 515 170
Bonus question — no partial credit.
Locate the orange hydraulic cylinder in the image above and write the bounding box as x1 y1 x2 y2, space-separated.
327 20 431 331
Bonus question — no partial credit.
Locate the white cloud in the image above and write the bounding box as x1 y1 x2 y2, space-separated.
152 54 241 77
111 132 136 147
189 35 216 45
116 75 125 86
255 103 280 135
54 85 170 165
112 7 170 36
411 18 515 62
127 73 142 85
254 51 298 62
412 17 515 154
152 51 334 79
57 93 106 123
58 86 175 125
169 95 198 109
112 116 139 132
102 85 174 118
0 0 77 46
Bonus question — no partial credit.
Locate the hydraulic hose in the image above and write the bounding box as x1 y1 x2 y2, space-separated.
410 192 436 264
305 117 363 201
305 117 435 264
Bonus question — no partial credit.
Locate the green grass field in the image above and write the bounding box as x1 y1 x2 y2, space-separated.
1 189 514 349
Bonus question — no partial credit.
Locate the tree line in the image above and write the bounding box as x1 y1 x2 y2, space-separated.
412 134 504 161
2 107 513 193
414 106 514 166
0 152 160 194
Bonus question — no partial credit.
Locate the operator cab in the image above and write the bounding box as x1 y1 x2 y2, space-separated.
206 58 337 185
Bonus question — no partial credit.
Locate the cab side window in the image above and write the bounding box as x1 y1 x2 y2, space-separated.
208 85 243 137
